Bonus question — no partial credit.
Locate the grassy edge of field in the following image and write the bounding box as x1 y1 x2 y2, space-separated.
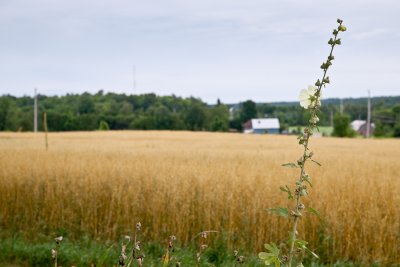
0 234 382 267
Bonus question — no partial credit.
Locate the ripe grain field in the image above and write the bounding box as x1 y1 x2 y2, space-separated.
0 131 399 265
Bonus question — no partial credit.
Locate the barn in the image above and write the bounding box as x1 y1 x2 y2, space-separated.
350 120 375 137
243 118 280 134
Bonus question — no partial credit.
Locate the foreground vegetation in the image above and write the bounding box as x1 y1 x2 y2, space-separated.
0 236 384 267
0 131 399 265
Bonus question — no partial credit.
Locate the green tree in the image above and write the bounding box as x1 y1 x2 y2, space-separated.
0 97 10 130
207 104 229 132
184 104 207 131
98 120 110 130
393 123 400 137
240 100 257 123
332 113 355 137
78 94 95 114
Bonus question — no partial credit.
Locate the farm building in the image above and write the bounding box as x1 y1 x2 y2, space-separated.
243 118 280 134
351 120 375 137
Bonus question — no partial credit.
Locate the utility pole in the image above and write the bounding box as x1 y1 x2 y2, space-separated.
366 90 371 138
34 88 38 133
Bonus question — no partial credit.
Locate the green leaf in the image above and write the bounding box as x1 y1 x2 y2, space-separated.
306 207 323 222
306 207 320 216
281 163 297 168
295 239 308 249
265 243 280 255
162 251 170 267
267 207 289 218
309 250 319 259
259 243 280 266
311 159 322 166
279 185 293 200
258 252 269 260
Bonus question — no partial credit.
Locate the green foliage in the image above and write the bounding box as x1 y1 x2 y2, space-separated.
0 91 399 136
207 104 229 132
332 113 355 137
259 243 281 267
98 120 110 130
240 100 257 123
0 235 385 267
282 163 297 168
393 123 400 137
0 97 10 130
267 207 289 218
184 103 207 131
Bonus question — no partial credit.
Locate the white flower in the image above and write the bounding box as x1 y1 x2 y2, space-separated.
299 86 321 109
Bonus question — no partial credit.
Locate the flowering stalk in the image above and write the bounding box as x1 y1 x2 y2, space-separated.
162 235 177 267
288 19 346 266
119 222 143 267
259 19 346 267
52 236 63 267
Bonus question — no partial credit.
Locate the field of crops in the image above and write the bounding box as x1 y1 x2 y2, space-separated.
0 131 399 265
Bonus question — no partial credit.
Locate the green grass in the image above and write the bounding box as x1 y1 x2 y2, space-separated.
0 235 384 267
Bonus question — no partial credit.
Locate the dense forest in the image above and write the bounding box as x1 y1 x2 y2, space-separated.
0 91 399 137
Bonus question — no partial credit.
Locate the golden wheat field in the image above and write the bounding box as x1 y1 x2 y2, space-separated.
0 131 399 264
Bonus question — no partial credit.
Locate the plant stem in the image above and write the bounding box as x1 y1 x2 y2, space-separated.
287 24 342 267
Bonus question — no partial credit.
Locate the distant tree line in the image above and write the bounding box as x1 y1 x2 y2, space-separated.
0 92 399 137
0 92 230 132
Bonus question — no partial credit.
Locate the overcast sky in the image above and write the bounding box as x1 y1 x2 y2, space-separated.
0 0 399 103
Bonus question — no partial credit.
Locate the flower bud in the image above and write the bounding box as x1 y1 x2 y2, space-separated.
328 38 334 45
315 79 321 86
337 18 343 24
201 231 207 239
51 249 57 259
338 25 347 32
335 39 341 45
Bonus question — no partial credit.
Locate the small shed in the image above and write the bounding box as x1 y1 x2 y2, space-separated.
350 120 375 137
243 118 280 134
